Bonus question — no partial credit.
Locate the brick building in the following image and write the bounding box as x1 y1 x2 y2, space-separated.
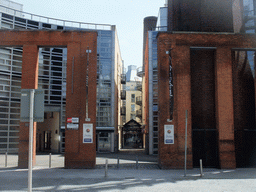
0 1 123 168
142 0 256 168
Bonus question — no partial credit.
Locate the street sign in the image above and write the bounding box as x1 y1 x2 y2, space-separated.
67 117 79 123
20 89 44 122
67 123 79 129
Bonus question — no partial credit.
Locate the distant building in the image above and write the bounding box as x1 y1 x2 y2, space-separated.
119 65 142 149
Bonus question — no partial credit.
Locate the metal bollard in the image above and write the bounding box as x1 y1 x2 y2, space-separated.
5 152 7 168
117 157 119 169
49 153 51 168
136 156 138 170
200 159 203 177
105 159 108 177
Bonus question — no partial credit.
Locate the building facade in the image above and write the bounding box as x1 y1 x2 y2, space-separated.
142 6 168 155
119 65 142 149
143 0 256 169
0 1 123 154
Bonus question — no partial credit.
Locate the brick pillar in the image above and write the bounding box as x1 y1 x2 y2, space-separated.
216 47 236 169
158 40 192 168
65 39 97 168
18 45 39 168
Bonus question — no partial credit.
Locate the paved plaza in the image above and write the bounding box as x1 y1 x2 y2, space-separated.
0 152 256 191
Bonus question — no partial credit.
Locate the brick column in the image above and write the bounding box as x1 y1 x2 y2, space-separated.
18 45 39 168
216 47 236 169
158 38 192 168
65 37 97 168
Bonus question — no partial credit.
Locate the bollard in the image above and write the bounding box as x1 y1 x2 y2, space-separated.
117 157 119 169
200 159 203 177
105 159 108 177
5 152 7 168
136 156 138 170
49 153 52 168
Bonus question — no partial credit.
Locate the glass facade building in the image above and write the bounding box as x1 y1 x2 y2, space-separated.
146 6 168 155
148 31 159 155
0 3 122 153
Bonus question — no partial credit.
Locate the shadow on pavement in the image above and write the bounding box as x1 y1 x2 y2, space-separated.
0 168 256 191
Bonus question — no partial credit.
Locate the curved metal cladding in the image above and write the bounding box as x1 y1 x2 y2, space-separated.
143 16 157 67
0 4 115 154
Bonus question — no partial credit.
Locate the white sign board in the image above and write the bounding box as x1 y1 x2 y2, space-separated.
164 125 174 144
83 123 93 143
67 123 79 129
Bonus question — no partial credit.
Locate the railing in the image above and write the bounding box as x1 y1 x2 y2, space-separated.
121 74 126 84
136 81 142 91
121 106 126 116
121 90 126 100
137 67 144 77
0 4 112 30
136 109 142 117
136 96 142 106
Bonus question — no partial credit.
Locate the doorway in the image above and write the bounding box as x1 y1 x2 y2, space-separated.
97 132 111 153
233 50 256 167
37 112 60 153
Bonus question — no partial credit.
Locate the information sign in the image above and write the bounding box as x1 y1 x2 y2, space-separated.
67 117 79 123
83 124 93 143
67 123 79 129
164 125 174 144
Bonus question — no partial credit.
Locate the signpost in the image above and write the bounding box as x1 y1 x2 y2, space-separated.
85 47 91 122
184 110 188 177
20 89 44 192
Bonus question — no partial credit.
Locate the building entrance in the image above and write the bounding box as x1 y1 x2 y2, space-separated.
97 132 111 153
121 119 143 149
233 50 256 167
37 112 60 153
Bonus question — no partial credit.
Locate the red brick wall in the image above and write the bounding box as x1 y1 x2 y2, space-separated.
157 32 256 169
65 33 97 169
0 31 98 168
18 45 39 168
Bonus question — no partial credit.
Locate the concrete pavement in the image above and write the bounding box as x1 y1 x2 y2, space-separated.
0 152 256 191
0 167 256 191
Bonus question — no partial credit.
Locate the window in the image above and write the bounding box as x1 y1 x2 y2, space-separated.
131 104 135 112
131 114 136 120
131 94 135 103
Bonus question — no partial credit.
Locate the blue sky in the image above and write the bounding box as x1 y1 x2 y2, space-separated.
13 0 166 70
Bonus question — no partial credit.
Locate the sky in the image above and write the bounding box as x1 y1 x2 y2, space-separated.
12 0 166 71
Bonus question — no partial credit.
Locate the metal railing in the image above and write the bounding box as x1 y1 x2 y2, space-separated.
136 109 142 117
136 81 142 91
137 67 144 77
136 96 142 106
120 106 126 116
121 74 126 84
121 90 126 100
0 4 112 30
